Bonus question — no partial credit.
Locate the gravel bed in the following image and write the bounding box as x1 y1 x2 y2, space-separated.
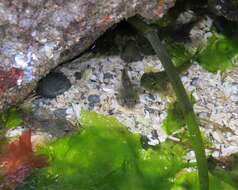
32 52 238 157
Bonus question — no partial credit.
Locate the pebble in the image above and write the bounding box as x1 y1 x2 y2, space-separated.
54 108 67 119
37 72 71 98
104 72 114 79
88 94 100 104
74 71 82 80
33 107 54 121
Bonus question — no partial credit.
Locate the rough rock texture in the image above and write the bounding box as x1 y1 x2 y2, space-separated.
0 0 175 111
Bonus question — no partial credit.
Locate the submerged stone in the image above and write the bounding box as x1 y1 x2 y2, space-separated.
74 72 82 80
37 72 71 98
88 94 100 104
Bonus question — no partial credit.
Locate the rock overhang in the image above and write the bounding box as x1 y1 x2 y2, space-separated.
0 0 175 111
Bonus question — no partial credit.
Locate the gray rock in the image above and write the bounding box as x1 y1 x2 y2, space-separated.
74 71 82 80
0 0 175 111
33 107 55 121
104 72 114 79
54 108 67 120
88 94 100 104
37 72 71 98
103 72 114 84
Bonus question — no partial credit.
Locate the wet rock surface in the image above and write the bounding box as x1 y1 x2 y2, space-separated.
0 0 175 111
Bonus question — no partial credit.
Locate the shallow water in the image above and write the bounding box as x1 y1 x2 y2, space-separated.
1 1 238 189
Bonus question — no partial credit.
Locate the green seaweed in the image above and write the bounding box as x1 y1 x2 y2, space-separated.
172 171 236 190
127 17 209 190
153 13 177 28
162 95 196 135
162 101 185 135
140 39 192 96
164 38 193 67
0 107 23 129
198 34 238 72
141 71 171 96
17 110 187 190
16 110 238 190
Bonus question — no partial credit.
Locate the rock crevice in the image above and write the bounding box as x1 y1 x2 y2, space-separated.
0 0 175 111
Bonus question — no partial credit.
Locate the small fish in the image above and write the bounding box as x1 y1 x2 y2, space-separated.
117 68 139 108
141 61 192 97
141 71 170 94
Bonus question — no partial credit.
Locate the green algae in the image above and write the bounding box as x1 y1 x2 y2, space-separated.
162 101 185 135
172 171 236 190
141 71 171 96
162 95 196 135
164 38 193 68
0 107 23 129
161 99 212 152
140 39 192 97
17 110 187 190
197 34 238 72
16 110 238 190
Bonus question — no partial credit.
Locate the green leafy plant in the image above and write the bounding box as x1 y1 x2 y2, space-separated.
0 107 23 129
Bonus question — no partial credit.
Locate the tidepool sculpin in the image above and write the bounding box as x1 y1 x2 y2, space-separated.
117 68 139 108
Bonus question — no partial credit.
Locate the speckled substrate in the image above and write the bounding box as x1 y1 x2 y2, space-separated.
31 51 238 157
38 54 168 139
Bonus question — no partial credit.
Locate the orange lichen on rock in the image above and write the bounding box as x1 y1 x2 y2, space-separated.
154 0 174 17
0 129 48 189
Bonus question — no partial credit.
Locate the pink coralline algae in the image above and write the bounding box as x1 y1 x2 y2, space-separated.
0 67 24 95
